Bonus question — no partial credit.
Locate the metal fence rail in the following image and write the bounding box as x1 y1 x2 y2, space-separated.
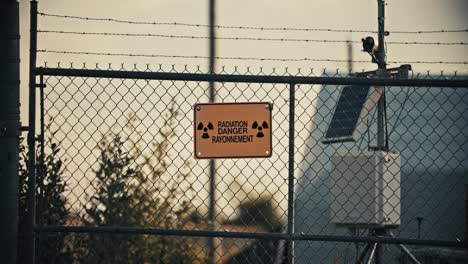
24 64 468 263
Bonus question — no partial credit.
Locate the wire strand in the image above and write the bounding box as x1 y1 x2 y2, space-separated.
38 30 468 46
387 41 467 46
37 49 468 65
38 12 468 34
37 30 361 43
37 30 361 44
36 49 371 63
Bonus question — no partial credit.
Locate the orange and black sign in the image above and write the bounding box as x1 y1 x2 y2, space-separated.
194 102 272 159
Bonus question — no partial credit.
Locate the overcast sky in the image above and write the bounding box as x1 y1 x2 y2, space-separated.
18 0 468 120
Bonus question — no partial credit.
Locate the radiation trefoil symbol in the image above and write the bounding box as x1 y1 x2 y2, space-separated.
252 121 269 138
197 122 214 139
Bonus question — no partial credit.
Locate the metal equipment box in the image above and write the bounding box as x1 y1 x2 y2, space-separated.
329 151 401 227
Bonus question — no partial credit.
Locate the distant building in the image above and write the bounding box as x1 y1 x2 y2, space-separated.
293 83 468 263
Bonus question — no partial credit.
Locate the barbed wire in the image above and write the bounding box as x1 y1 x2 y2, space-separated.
37 49 468 65
38 12 468 35
386 60 468 65
38 30 468 46
37 30 361 44
388 41 467 46
36 49 371 63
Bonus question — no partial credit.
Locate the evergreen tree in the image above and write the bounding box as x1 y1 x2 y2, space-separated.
79 106 205 263
79 135 147 263
18 135 71 263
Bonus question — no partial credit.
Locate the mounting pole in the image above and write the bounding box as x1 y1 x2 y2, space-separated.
207 0 217 263
0 0 20 263
376 0 387 151
375 1 387 263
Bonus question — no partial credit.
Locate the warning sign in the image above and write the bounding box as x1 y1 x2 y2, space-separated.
194 102 272 159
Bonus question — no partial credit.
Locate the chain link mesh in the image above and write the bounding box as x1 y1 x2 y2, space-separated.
35 64 468 263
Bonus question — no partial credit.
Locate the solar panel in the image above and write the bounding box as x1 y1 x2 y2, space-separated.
322 66 409 144
323 85 380 144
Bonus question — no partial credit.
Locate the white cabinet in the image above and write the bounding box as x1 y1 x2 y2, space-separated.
329 151 401 227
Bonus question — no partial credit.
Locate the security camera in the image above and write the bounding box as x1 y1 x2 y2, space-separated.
362 36 375 53
361 36 381 64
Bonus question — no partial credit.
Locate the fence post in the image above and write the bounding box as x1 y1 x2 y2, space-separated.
26 1 38 263
0 0 20 263
36 73 46 261
287 82 296 264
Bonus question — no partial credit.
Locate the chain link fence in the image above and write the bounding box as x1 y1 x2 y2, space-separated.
23 63 467 263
